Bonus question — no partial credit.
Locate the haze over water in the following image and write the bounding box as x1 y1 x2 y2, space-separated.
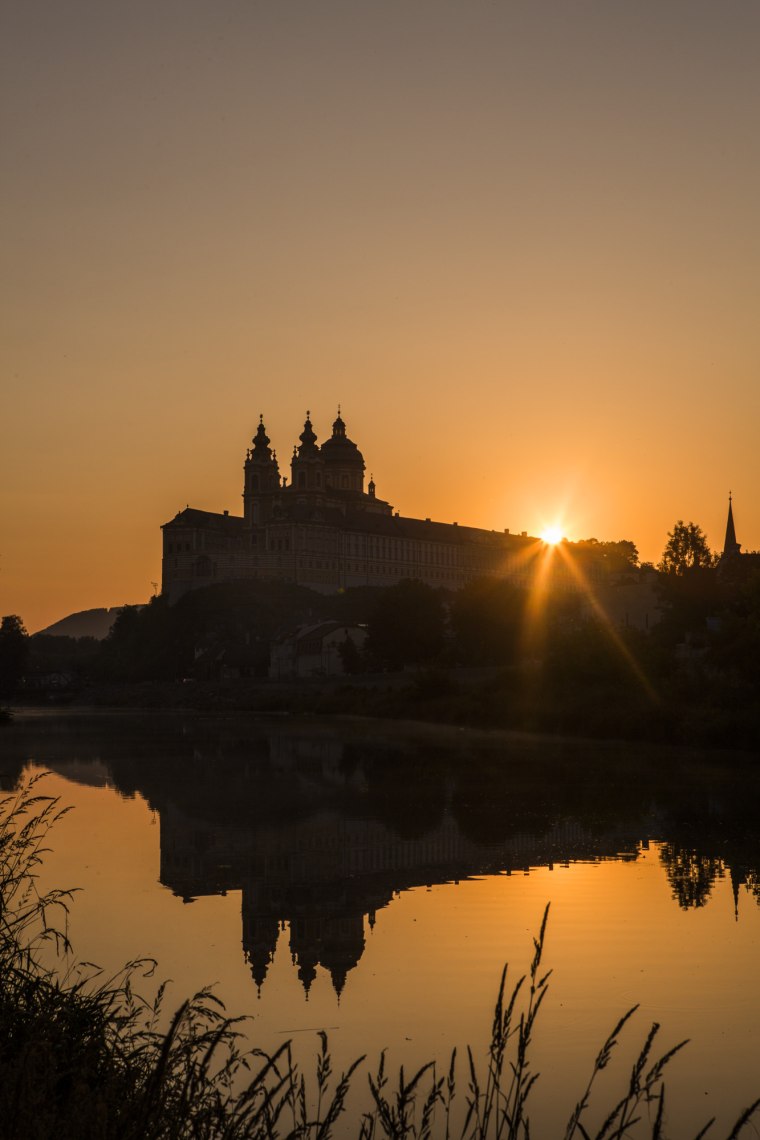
3 711 759 1136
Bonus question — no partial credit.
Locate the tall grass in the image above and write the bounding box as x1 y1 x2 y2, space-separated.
1 775 758 1139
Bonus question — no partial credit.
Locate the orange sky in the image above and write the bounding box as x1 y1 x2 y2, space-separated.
2 1 759 632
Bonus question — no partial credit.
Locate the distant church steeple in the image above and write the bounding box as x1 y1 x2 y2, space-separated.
722 493 741 559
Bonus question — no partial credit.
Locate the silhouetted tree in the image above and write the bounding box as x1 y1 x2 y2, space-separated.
28 635 100 680
450 579 525 665
574 538 639 572
705 568 760 690
98 599 182 682
0 615 29 697
659 521 714 575
366 580 445 669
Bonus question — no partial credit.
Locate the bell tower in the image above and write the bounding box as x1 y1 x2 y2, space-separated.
290 411 325 492
243 415 280 525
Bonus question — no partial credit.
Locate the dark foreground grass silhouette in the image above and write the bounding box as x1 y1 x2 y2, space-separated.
1 776 758 1140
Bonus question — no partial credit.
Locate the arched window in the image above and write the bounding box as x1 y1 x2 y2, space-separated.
298 471 306 489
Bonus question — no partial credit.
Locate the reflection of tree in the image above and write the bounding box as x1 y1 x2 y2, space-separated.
365 748 447 839
451 763 547 844
744 871 760 904
659 844 724 909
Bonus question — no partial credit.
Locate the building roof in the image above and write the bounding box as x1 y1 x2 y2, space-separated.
162 503 537 551
286 621 363 646
162 507 246 531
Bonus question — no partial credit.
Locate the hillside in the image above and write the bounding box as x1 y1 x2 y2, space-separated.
36 607 132 641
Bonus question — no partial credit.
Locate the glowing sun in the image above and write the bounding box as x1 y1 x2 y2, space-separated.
541 526 564 545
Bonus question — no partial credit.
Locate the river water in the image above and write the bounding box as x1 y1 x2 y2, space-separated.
1 710 759 1136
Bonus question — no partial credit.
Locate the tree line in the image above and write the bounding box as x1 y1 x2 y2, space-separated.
2 521 759 747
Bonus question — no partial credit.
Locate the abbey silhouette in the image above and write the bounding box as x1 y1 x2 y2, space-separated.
161 410 538 601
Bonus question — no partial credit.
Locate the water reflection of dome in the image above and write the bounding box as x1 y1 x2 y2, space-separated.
84 720 760 999
289 908 365 999
243 912 280 995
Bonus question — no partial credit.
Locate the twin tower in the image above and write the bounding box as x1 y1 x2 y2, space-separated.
243 410 382 525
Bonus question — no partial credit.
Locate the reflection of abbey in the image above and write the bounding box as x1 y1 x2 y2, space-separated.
161 804 625 997
156 732 644 998
161 410 539 601
28 719 760 1001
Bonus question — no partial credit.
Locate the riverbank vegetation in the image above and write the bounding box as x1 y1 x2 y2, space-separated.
4 523 760 748
2 777 759 1139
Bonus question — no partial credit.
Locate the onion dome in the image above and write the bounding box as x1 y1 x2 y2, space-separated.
251 414 271 458
298 411 318 454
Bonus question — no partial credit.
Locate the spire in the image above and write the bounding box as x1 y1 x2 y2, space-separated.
722 492 741 559
729 862 747 922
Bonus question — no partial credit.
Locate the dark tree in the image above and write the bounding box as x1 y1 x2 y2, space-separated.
28 634 100 678
654 522 718 649
366 579 445 669
0 615 30 697
450 579 525 665
98 599 183 682
574 538 639 572
659 521 714 575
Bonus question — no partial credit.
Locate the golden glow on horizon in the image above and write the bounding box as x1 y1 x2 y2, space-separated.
2 2 760 630
540 526 564 545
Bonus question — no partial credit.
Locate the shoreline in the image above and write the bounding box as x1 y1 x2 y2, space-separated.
6 696 757 770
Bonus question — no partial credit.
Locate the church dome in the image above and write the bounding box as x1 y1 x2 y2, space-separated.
320 409 364 468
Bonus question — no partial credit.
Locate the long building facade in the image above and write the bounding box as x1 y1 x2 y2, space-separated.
161 410 540 602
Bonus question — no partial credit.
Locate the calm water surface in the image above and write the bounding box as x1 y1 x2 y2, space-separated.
2 710 759 1136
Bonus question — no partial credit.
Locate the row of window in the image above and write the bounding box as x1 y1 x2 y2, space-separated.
293 471 361 490
343 537 459 566
290 557 462 580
